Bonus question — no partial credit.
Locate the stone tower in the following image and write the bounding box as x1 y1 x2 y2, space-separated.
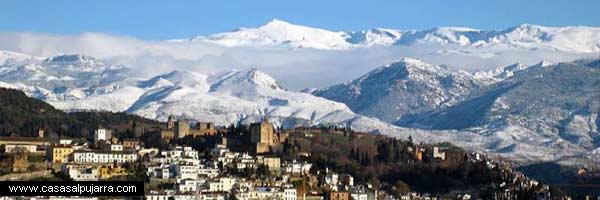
250 117 274 145
175 120 190 138
250 117 276 154
167 115 176 130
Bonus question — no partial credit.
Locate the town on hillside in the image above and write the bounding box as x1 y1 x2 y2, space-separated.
0 115 581 200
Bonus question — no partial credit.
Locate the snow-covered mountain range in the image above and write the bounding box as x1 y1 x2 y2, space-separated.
193 19 600 53
315 57 600 166
398 59 600 150
1 19 597 90
313 58 558 123
0 51 400 133
1 50 599 166
314 58 480 122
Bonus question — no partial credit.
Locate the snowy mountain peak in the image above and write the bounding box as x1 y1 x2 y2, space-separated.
261 19 296 28
249 19 313 34
507 23 552 34
472 60 558 84
146 70 209 87
340 58 456 93
194 20 600 52
0 50 35 65
495 24 551 43
183 20 600 52
40 54 119 74
15 57 368 132
534 60 553 67
433 26 481 32
161 70 206 82
340 58 450 87
380 57 444 75
315 58 479 123
345 28 403 46
246 68 284 90
512 23 545 32
210 69 284 92
204 19 350 49
504 62 528 71
396 57 428 65
46 54 104 66
412 27 484 45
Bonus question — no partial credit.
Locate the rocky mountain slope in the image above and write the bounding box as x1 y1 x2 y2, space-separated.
315 57 600 166
314 58 480 123
0 53 130 102
400 59 600 150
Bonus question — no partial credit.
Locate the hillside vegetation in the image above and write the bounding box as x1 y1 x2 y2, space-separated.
0 87 161 138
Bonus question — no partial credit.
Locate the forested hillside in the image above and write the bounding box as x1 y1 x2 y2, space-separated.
0 87 161 138
281 132 549 198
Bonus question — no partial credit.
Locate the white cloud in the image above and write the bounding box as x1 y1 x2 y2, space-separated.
0 32 594 90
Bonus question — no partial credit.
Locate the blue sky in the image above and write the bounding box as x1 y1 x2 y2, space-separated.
2 0 600 40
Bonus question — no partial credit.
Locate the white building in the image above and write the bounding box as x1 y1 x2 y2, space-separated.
211 144 229 156
208 177 237 192
147 164 174 180
235 153 256 170
145 194 170 200
178 179 198 193
350 192 368 200
216 152 239 166
283 160 312 175
160 146 199 162
59 139 73 145
111 144 123 151
182 146 199 159
146 191 225 200
73 150 138 163
161 168 172 179
139 148 160 157
173 195 195 200
63 165 99 181
198 193 225 200
236 187 284 200
325 173 339 187
198 165 220 178
94 128 112 143
283 188 297 200
174 163 199 180
4 144 38 153
254 187 283 200
433 147 446 160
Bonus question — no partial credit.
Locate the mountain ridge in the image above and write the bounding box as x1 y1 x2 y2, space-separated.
0 52 386 132
182 19 600 53
2 51 600 166
314 57 600 166
314 57 480 122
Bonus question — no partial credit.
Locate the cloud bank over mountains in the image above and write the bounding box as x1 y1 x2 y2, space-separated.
0 20 597 90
